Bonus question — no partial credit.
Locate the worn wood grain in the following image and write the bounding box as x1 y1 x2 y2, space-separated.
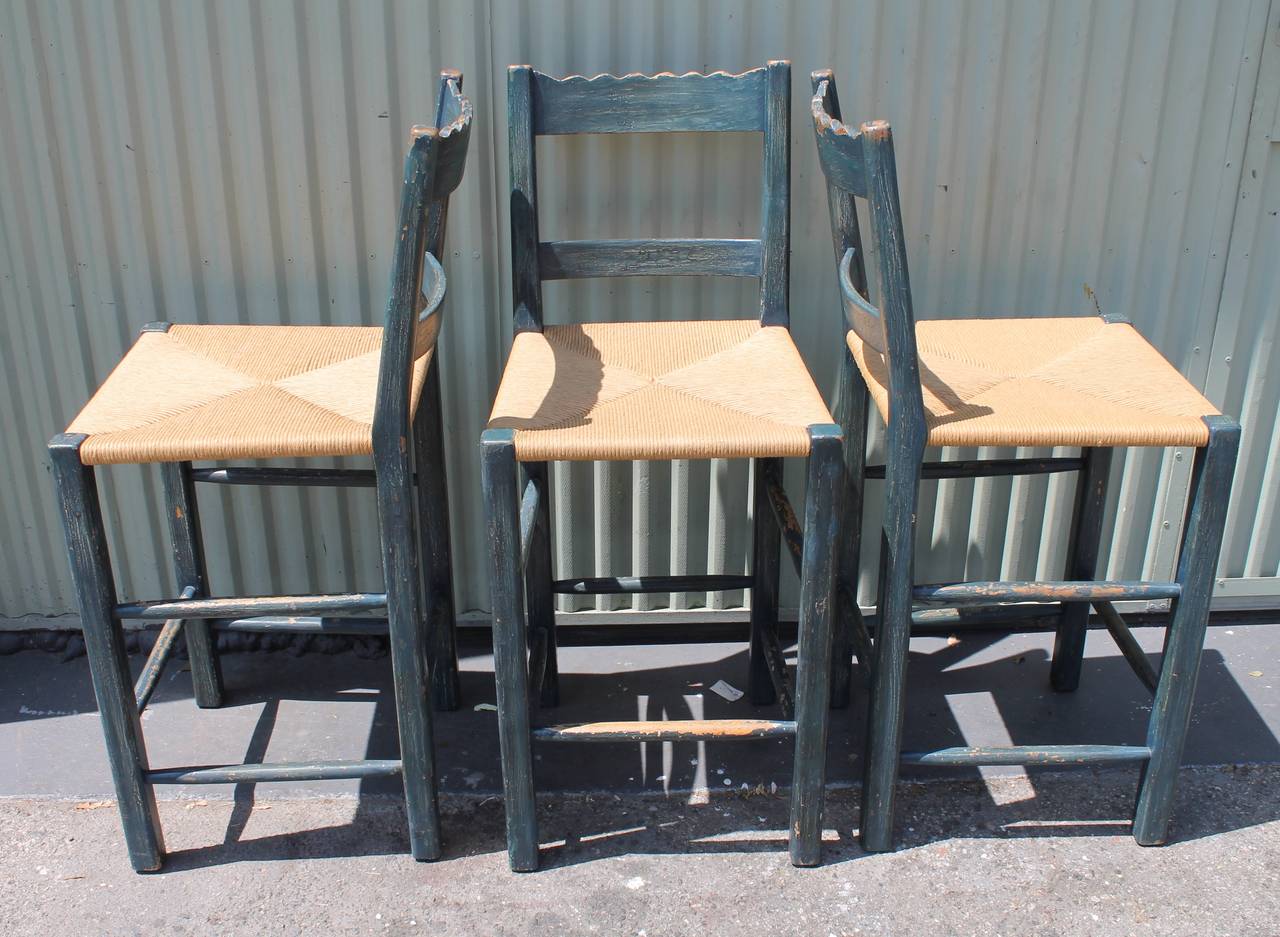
1051 447 1113 692
413 364 460 711
789 424 843 867
148 760 402 784
838 579 874 686
365 71 467 857
50 433 164 872
759 60 791 326
427 70 472 199
813 70 1242 855
532 68 769 134
858 119 930 855
192 466 378 487
1134 415 1240 845
482 429 539 871
814 67 871 711
1093 600 1160 693
48 71 472 873
532 719 796 742
902 745 1152 767
831 348 870 707
518 475 541 571
810 72 868 197
116 592 388 621
213 616 389 635
161 462 222 708
514 64 791 330
764 472 805 580
133 586 195 713
912 580 1181 606
522 463 558 707
508 65 543 332
755 614 795 720
374 432 442 861
748 457 783 706
538 238 762 279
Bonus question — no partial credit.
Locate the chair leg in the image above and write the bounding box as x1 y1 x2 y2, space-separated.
374 446 442 861
481 429 538 871
1050 446 1112 692
860 443 922 853
831 350 870 708
413 367 460 711
50 435 165 872
523 461 559 708
160 462 223 709
1133 417 1239 845
790 426 844 867
748 457 782 706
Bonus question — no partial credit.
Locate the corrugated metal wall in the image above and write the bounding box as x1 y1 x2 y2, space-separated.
1203 0 1280 607
1 0 1275 623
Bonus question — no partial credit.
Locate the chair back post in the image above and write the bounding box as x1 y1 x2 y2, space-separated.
810 74 926 454
507 62 792 331
373 71 472 453
508 65 543 333
759 59 791 327
862 122 926 455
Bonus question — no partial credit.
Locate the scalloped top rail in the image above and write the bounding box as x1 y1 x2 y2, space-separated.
429 72 473 199
810 76 867 196
529 67 770 134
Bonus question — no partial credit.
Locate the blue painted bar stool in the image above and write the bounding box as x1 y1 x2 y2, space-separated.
48 72 471 871
481 61 844 870
808 70 1241 852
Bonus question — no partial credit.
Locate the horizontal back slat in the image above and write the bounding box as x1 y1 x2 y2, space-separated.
539 238 764 280
532 69 768 134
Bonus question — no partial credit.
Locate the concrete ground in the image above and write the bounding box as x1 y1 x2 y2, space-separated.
2 622 1279 934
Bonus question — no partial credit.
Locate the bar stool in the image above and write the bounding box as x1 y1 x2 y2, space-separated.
481 61 844 870
808 70 1241 852
49 71 472 871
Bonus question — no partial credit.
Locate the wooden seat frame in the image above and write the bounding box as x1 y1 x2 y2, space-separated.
810 69 1241 852
481 61 844 871
49 71 472 872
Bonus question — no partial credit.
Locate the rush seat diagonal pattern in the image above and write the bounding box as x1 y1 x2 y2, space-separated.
846 316 1219 448
487 319 834 462
66 323 431 465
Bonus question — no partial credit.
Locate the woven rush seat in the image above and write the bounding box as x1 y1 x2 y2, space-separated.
66 323 430 465
487 319 834 462
847 316 1217 448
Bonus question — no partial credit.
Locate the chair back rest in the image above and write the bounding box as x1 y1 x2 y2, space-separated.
809 70 925 444
374 70 472 445
508 62 792 331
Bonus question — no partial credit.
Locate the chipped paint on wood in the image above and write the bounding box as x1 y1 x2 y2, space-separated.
148 759 403 784
901 745 1153 767
912 580 1181 606
114 592 389 621
532 719 797 741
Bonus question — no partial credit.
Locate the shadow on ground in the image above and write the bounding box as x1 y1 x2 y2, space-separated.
2 622 1278 869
